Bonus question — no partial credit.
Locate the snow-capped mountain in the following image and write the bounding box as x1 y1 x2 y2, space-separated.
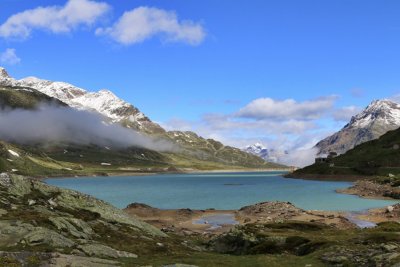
316 99 400 155
0 67 164 134
243 143 288 163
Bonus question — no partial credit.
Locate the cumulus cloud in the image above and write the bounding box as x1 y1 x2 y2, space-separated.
0 48 21 65
0 105 175 152
332 105 361 121
162 95 343 167
96 6 206 45
236 96 337 120
0 0 110 39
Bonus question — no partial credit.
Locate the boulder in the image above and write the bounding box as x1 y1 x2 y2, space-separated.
78 243 138 259
24 228 75 248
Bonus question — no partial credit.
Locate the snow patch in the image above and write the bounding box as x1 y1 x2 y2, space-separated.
8 150 19 157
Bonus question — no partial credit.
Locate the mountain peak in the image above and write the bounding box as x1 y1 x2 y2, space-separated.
366 99 399 110
21 76 43 83
316 98 400 154
348 99 400 129
253 142 265 148
0 71 165 134
0 67 10 78
243 143 287 163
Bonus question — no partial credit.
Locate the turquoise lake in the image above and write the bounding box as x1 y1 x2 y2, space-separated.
46 171 399 211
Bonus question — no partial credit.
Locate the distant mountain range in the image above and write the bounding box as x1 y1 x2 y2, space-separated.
316 99 400 155
0 67 284 176
242 143 288 163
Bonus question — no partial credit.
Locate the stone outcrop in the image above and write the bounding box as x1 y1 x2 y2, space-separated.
0 172 166 265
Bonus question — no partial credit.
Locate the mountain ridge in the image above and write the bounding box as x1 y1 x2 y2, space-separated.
316 99 400 155
0 67 165 134
0 67 284 175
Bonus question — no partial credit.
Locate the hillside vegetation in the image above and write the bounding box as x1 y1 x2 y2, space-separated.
291 127 400 179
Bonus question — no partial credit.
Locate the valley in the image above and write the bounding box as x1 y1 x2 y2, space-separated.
0 66 400 267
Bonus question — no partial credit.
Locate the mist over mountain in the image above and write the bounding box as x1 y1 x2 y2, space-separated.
0 105 175 151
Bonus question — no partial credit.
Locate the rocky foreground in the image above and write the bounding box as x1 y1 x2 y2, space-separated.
124 201 354 237
0 173 191 266
1 173 400 266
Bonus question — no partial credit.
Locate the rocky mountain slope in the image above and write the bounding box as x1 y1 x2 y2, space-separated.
243 143 288 163
316 99 400 155
0 172 190 266
0 68 164 134
0 68 283 174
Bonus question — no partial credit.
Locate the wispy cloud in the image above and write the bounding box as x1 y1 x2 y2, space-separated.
236 96 338 121
332 105 361 121
391 94 400 103
0 48 21 65
96 6 206 45
350 88 365 98
0 0 110 39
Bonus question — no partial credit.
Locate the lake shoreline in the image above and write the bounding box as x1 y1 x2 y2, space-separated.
39 168 291 180
284 172 369 182
285 173 400 201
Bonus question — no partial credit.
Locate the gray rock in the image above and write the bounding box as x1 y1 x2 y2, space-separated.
381 243 398 252
47 252 121 267
49 217 93 239
373 252 400 262
24 228 75 248
0 221 36 247
78 243 138 259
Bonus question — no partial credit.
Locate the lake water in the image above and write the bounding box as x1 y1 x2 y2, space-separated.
46 171 398 211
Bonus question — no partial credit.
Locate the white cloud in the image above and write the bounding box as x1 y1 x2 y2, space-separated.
96 6 206 45
0 48 21 65
201 113 315 135
279 147 319 167
391 94 400 103
162 95 343 167
236 96 337 120
350 88 365 98
0 0 110 39
332 105 361 121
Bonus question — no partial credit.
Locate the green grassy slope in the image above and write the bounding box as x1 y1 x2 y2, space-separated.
292 127 400 178
0 86 66 109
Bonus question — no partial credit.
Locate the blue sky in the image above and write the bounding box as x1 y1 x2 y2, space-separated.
1 0 400 153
